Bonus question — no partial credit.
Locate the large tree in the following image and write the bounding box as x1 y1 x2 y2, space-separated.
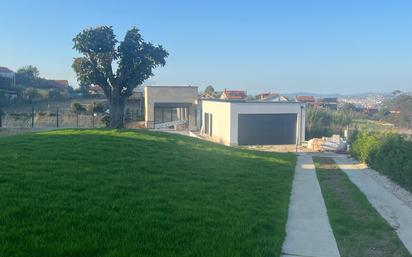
72 26 168 128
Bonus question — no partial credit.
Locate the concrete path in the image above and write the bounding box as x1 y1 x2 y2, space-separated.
334 156 412 254
281 155 340 257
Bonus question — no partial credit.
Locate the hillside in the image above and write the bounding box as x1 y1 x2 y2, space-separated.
0 129 295 257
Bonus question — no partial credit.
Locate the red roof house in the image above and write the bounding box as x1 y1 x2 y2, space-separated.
46 80 70 89
220 89 247 100
295 95 316 103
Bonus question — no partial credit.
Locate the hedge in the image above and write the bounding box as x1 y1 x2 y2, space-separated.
350 130 412 192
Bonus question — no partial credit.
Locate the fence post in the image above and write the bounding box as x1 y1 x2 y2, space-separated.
92 113 95 128
76 113 79 128
31 104 34 128
0 110 2 128
56 108 59 128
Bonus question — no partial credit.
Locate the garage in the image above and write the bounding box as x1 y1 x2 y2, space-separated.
238 113 297 145
201 99 305 146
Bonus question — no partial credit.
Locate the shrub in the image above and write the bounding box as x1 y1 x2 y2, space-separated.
350 130 381 163
350 131 412 192
71 102 86 114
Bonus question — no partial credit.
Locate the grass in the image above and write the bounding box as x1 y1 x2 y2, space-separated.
313 157 411 257
0 129 296 257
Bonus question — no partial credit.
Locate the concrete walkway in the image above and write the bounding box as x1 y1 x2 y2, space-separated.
334 156 412 254
282 155 340 257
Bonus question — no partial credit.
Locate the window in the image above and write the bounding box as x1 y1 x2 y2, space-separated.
209 114 213 136
204 113 209 135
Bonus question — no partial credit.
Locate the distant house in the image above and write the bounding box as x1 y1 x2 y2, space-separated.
46 80 70 89
0 66 15 79
318 98 338 110
220 89 247 100
257 92 288 102
295 95 316 104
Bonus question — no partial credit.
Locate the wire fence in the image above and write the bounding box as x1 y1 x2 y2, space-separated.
0 108 106 129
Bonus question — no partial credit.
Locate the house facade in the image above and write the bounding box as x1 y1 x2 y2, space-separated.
0 67 15 79
202 99 305 146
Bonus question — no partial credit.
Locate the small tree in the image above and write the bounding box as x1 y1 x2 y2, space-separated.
71 102 87 127
71 102 87 114
15 66 40 87
204 85 215 97
72 26 168 128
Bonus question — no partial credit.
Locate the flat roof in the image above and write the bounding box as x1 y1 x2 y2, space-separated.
201 99 304 105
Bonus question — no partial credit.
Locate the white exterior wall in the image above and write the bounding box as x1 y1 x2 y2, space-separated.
201 101 231 145
229 102 305 145
202 100 306 146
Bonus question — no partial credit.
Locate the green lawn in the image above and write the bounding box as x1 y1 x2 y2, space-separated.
0 129 295 257
313 157 411 257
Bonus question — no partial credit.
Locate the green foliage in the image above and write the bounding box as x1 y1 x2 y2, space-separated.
71 102 87 114
350 130 381 163
101 114 110 127
0 129 295 257
379 94 412 128
204 85 215 96
72 26 168 128
351 131 412 192
15 65 40 86
305 106 354 139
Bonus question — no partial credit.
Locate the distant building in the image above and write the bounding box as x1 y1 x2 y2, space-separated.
295 95 316 104
220 89 247 100
257 92 288 102
318 97 338 110
46 80 70 89
0 66 15 79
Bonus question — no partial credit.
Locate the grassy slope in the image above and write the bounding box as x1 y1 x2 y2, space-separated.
313 157 411 257
0 129 295 257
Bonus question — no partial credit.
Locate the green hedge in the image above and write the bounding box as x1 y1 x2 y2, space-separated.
350 131 412 192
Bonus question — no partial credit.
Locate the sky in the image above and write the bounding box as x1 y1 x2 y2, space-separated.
1 0 412 94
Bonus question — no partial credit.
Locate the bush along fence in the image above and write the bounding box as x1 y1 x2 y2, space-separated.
350 130 412 192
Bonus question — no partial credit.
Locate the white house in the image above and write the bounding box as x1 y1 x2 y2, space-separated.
202 99 305 146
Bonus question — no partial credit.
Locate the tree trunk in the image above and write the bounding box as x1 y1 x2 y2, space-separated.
109 99 125 128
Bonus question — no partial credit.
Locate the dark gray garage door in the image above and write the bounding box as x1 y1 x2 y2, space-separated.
238 113 297 145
